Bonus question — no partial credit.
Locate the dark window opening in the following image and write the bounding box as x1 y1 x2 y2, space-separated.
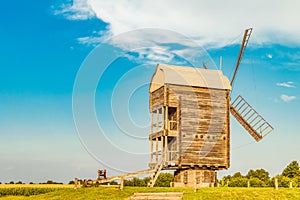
168 107 177 131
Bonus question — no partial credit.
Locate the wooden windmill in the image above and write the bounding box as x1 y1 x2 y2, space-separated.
148 28 274 187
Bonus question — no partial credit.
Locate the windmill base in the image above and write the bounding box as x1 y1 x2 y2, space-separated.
171 169 217 188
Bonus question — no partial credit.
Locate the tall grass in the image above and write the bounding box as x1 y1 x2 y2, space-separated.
0 184 73 197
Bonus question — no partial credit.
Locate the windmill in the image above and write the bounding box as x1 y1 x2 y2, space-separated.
148 28 274 187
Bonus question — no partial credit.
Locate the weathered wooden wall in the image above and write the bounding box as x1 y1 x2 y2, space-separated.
167 84 230 169
150 86 164 111
149 84 230 170
173 169 217 188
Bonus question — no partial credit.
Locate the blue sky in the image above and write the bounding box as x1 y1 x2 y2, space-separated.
0 0 299 183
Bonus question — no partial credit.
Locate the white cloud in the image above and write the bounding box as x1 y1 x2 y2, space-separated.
84 0 300 47
59 0 300 65
266 54 273 59
280 94 296 102
276 82 296 88
54 0 95 20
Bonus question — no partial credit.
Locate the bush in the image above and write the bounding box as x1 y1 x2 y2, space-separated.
220 175 232 187
270 175 293 188
124 177 150 187
123 173 173 187
291 176 300 187
249 177 266 187
154 173 174 187
68 181 75 184
228 177 248 187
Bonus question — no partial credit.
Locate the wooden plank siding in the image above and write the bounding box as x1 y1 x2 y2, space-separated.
167 84 230 169
149 84 230 169
150 86 165 112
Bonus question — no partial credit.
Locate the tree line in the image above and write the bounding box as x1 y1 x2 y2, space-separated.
118 160 300 188
2 161 299 188
220 161 300 187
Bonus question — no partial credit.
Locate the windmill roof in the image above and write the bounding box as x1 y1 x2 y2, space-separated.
149 64 231 92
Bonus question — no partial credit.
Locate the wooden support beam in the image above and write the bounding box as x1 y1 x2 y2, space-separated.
156 137 158 163
151 112 154 134
150 140 153 163
165 106 168 132
120 177 124 191
156 109 159 132
161 136 164 160
165 135 168 162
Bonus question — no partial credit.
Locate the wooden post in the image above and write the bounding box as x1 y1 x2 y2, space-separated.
161 136 164 160
74 178 78 188
289 181 293 188
178 96 181 163
98 170 101 180
150 139 153 163
247 180 250 188
151 112 154 134
165 106 168 131
165 135 168 162
275 178 278 190
194 172 197 192
156 137 158 163
156 109 159 132
120 177 124 191
162 106 165 130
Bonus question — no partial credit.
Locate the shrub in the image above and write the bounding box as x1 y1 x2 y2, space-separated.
270 175 292 188
154 173 174 187
228 177 248 187
249 177 266 187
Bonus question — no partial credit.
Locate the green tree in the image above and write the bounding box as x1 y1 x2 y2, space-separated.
270 175 292 188
46 180 54 184
246 168 270 183
227 177 248 187
220 175 231 187
249 177 267 187
232 172 243 178
282 161 299 178
154 173 174 187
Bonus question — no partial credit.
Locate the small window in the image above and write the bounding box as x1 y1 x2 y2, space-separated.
168 107 177 131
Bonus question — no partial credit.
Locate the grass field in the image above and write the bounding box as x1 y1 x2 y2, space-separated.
0 185 299 200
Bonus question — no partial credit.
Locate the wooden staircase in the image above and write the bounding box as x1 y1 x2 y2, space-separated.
230 95 274 141
129 192 183 200
148 157 165 187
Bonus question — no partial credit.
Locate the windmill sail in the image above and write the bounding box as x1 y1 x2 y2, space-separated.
230 95 274 141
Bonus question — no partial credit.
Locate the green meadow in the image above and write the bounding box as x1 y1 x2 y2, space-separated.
0 185 299 200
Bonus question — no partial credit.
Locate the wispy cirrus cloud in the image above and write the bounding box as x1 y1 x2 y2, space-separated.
276 81 296 88
280 94 296 102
